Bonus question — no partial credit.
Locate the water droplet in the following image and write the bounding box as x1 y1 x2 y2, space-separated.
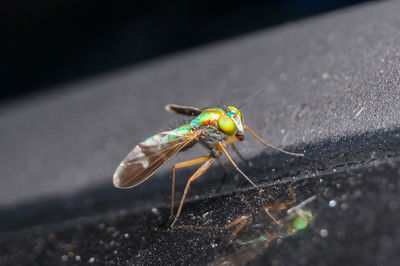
151 207 160 216
328 200 337 208
320 229 328 237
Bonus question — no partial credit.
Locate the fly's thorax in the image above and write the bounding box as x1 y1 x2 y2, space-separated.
189 108 224 152
198 132 225 157
190 108 224 132
190 106 244 144
199 130 225 147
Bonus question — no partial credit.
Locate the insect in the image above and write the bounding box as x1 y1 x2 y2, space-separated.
206 193 315 266
113 104 304 227
176 186 314 236
175 187 315 265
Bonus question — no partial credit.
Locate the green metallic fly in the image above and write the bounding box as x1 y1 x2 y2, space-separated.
113 104 303 227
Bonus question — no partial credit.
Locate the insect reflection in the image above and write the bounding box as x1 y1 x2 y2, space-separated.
113 104 304 227
179 189 315 266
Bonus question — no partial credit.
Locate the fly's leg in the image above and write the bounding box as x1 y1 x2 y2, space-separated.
261 186 296 224
171 158 215 228
225 134 251 168
171 156 211 217
177 213 252 240
218 141 258 188
214 136 237 192
244 125 304 157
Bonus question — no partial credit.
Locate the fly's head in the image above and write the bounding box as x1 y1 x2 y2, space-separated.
218 105 244 141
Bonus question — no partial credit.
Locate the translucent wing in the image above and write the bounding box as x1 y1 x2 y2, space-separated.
113 130 201 188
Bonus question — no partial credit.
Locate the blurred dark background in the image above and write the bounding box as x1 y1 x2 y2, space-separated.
1 0 367 103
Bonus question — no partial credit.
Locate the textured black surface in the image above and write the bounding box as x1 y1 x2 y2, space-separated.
1 155 400 265
1 0 400 265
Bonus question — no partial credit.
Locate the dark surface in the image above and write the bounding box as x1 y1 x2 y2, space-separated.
1 154 400 265
1 0 400 265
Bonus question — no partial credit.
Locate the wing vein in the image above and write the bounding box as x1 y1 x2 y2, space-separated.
114 131 201 188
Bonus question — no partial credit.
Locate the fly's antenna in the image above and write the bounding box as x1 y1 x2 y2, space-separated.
238 86 266 109
244 125 304 157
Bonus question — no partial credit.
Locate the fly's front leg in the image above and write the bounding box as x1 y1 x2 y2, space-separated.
218 141 258 188
171 156 211 217
224 135 251 167
171 158 215 228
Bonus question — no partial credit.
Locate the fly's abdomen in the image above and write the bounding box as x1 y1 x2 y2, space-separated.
141 124 193 151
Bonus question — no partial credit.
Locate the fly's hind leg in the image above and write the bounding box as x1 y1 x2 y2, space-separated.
171 157 215 228
171 156 211 217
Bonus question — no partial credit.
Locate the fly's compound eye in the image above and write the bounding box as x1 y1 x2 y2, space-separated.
218 115 237 136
